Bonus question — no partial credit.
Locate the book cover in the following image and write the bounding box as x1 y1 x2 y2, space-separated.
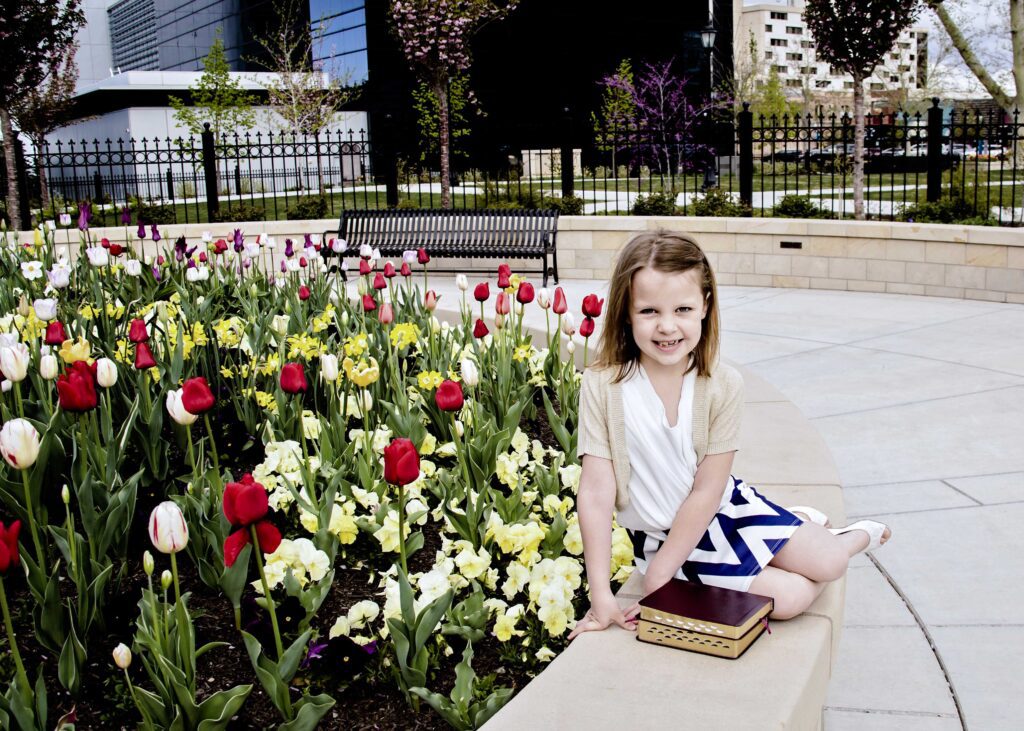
638 578 774 641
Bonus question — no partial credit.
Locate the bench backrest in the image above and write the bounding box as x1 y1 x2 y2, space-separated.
338 209 558 256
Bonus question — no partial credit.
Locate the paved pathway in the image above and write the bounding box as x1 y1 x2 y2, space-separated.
355 274 1023 730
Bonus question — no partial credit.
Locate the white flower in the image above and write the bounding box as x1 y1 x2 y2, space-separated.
455 274 469 291
39 354 58 380
460 357 479 387
320 353 339 382
0 344 30 382
47 263 71 289
59 213 72 227
561 312 576 336
271 314 290 336
359 244 373 258
112 643 132 669
285 259 300 273
331 238 347 254
166 389 198 426
95 357 118 388
329 616 351 639
20 261 44 280
201 231 213 242
33 298 57 321
86 247 109 267
148 501 189 554
124 259 143 277
347 600 380 629
244 242 261 258
535 647 557 662
185 265 209 282
371 248 381 260
0 418 41 469
536 288 551 309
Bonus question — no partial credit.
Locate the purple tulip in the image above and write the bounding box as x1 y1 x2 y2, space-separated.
233 229 244 252
120 206 131 225
284 239 295 258
151 266 161 281
280 260 287 273
243 258 251 268
137 220 146 239
150 224 161 242
77 202 91 230
303 233 313 249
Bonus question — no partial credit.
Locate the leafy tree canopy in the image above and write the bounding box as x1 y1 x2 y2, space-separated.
804 0 921 79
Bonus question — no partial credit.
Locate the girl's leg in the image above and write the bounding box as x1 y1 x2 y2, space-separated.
769 521 888 583
748 566 827 620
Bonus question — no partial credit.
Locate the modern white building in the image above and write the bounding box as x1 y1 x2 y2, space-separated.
736 0 928 106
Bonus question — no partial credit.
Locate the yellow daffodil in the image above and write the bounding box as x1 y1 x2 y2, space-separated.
342 356 380 388
416 370 442 390
343 332 369 357
389 322 420 350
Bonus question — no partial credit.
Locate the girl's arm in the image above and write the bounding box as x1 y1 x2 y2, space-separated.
569 454 639 639
642 450 736 596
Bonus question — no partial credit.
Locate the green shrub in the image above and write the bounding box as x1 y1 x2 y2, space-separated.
899 192 994 225
772 195 831 219
631 192 680 216
286 196 329 221
211 202 265 223
396 198 420 209
541 195 584 215
133 200 177 225
690 188 749 217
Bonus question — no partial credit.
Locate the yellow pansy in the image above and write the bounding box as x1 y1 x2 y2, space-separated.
59 336 92 364
493 605 525 642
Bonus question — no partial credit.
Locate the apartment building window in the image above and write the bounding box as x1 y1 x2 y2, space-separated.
771 11 787 19
899 42 911 49
870 82 884 90
775 65 788 74
765 51 773 60
899 65 911 72
890 75 899 82
891 52 900 60
770 38 787 47
786 52 803 61
801 40 813 48
786 25 802 34
816 80 830 89
766 24 773 32
844 82 854 89
786 79 801 87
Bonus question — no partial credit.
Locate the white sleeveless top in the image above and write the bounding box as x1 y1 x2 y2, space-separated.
616 364 701 533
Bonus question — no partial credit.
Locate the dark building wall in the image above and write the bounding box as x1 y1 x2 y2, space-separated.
364 0 733 165
154 0 282 71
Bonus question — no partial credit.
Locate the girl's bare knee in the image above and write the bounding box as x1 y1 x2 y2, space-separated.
818 548 849 583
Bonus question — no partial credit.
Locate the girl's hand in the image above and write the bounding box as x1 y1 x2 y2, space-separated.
567 594 640 640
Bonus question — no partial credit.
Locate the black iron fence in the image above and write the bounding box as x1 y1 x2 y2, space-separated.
13 99 1024 228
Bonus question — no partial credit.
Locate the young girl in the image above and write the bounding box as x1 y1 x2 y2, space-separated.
568 231 890 639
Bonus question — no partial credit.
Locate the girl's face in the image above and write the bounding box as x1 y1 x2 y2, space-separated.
628 266 708 376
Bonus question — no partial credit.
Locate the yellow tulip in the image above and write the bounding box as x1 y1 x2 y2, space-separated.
58 336 93 365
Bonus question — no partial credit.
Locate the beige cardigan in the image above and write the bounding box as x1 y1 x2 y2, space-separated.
577 362 744 511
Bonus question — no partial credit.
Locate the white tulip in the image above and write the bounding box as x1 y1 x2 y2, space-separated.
201 231 213 242
331 238 347 254
124 259 143 277
460 357 479 387
185 265 209 282
264 236 276 249
320 353 339 382
0 418 41 470
95 358 118 388
86 247 109 267
39 354 58 380
561 312 576 336
271 314 290 337
0 333 16 348
285 259 300 273
59 213 72 227
456 274 469 291
244 242 261 258
161 570 173 590
148 501 189 554
536 288 551 309
33 298 58 321
0 344 30 382
112 643 132 670
45 220 56 232
166 389 198 426
1 380 10 393
47 264 72 289
402 249 417 264
372 248 381 260
566 340 576 354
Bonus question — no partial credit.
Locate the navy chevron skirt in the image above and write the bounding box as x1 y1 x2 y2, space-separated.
626 476 803 593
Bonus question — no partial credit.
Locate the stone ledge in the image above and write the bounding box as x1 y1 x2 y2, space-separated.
486 363 847 731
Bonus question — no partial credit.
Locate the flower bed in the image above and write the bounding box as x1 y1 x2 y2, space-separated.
0 219 633 729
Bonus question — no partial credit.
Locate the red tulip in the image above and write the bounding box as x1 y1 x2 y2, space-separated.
400 262 412 277
128 318 149 343
495 292 510 315
45 321 68 346
109 244 125 257
417 247 429 264
497 263 511 289
280 362 308 394
517 281 535 304
582 294 605 318
223 474 269 526
378 302 394 325
435 380 464 412
359 259 372 276
223 520 282 567
552 286 568 315
101 237 111 249
298 285 311 301
299 257 308 268
362 293 377 312
0 520 22 575
57 361 98 412
383 261 396 278
424 290 439 311
214 239 228 254
373 272 386 290
383 437 420 485
181 376 215 414
473 319 489 338
580 316 595 338
198 251 207 263
134 342 157 370
474 282 490 302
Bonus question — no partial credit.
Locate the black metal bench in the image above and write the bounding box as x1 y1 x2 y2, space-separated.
322 209 560 287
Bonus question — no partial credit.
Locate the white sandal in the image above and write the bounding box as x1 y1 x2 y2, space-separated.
829 520 891 552
788 505 831 528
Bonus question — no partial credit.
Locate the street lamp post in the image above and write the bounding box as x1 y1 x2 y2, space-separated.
700 20 718 191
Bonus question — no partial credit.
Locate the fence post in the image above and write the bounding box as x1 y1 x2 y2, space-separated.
926 97 943 203
14 139 31 230
166 169 174 199
93 171 104 203
560 107 574 200
738 103 753 211
201 123 219 219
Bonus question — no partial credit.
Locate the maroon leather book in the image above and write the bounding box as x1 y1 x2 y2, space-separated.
639 578 774 640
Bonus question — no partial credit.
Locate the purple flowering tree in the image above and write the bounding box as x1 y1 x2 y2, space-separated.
804 0 920 219
602 60 726 194
390 0 518 209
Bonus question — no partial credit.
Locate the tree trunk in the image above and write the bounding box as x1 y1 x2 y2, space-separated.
434 77 452 210
1 108 21 228
34 133 50 213
853 72 865 221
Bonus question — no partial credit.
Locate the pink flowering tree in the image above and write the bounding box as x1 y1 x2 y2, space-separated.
804 0 920 219
390 0 518 208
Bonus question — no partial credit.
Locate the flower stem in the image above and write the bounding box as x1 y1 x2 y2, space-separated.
0 576 30 699
12 381 24 419
397 482 407 574
203 413 222 500
169 551 182 605
250 525 285 661
21 469 45 569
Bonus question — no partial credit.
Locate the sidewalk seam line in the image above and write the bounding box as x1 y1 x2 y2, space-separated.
939 480 985 506
807 383 1024 421
848 499 1024 519
844 468 1023 489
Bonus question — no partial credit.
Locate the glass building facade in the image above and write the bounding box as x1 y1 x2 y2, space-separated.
108 0 159 71
310 0 368 84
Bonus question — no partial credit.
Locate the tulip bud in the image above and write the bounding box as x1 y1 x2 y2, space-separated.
378 302 394 324
161 570 173 590
95 357 118 388
271 314 290 337
155 301 169 325
460 358 479 387
0 344 30 383
536 288 551 309
17 295 30 318
495 292 510 316
356 277 368 296
424 290 439 311
0 418 41 469
112 643 132 670
454 420 464 438
149 501 188 554
143 550 155 576
320 353 339 382
495 313 505 329
561 312 576 336
567 340 576 354
61 484 70 504
456 274 469 291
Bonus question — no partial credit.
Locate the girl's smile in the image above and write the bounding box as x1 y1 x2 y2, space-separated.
629 266 708 376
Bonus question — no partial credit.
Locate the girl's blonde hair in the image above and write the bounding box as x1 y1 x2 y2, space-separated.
594 230 720 383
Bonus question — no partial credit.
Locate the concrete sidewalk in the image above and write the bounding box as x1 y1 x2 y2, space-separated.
354 274 1022 730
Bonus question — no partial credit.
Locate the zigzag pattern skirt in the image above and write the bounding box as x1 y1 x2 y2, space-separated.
626 476 804 593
